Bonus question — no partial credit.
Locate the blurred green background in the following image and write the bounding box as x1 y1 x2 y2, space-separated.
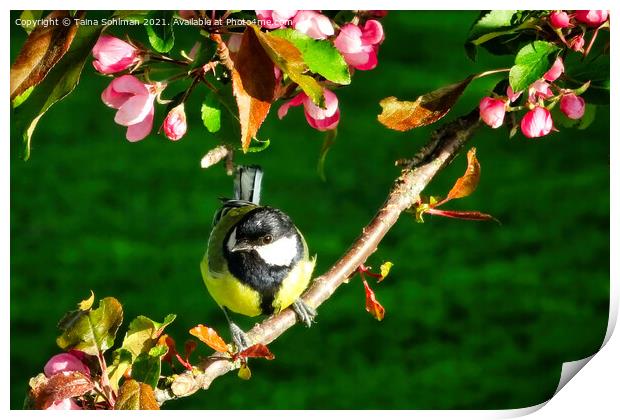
10 11 609 409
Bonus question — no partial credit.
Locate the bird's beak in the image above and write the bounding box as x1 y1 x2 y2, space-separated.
231 241 252 253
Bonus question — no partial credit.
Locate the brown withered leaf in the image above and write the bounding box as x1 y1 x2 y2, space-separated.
363 280 385 321
114 379 159 410
35 371 93 409
250 25 324 107
426 208 500 223
232 27 275 152
446 147 480 201
10 11 81 100
189 324 229 353
378 76 474 131
238 344 275 360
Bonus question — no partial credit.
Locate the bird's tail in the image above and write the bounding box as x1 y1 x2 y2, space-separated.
234 165 263 205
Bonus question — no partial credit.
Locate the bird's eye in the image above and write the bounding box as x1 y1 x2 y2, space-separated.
262 235 273 244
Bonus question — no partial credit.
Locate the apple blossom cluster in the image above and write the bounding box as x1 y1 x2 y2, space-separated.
91 10 386 144
478 9 608 138
40 352 91 410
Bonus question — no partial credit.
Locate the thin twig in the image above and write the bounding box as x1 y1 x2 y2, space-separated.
155 109 481 405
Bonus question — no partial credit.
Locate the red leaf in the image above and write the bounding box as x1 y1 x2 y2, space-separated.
378 76 474 131
35 371 93 409
426 208 500 223
363 280 385 321
237 344 275 360
231 27 275 152
446 147 480 201
189 324 228 353
10 11 81 100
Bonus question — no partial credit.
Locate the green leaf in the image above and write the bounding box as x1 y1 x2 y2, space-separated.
12 23 103 160
552 103 597 130
56 297 124 356
131 345 167 389
145 11 175 53
11 86 34 108
201 91 222 133
245 137 271 153
271 29 350 85
114 380 159 410
509 41 560 92
18 11 43 34
120 314 176 360
108 348 133 393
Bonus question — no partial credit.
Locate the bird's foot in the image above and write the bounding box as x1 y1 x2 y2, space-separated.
292 298 317 328
229 322 251 352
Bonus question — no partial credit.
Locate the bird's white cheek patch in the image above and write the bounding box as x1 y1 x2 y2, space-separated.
255 235 298 266
226 228 237 251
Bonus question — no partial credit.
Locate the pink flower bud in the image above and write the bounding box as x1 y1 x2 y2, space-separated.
256 10 298 29
506 86 522 103
334 20 384 70
44 353 90 378
101 75 160 142
292 11 334 40
520 107 553 138
528 80 554 103
560 94 586 119
543 57 564 82
549 11 570 28
45 398 82 410
479 97 506 128
163 104 187 141
278 88 340 131
575 10 609 27
569 34 585 52
92 35 139 74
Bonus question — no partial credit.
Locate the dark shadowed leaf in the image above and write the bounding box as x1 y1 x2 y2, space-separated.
250 25 324 107
131 345 167 389
271 28 350 84
509 41 559 92
10 11 80 100
446 147 481 201
464 10 517 60
114 380 159 410
34 371 93 409
232 27 276 152
426 208 500 223
189 324 229 353
56 297 123 356
145 11 175 53
378 76 474 131
238 344 275 360
363 280 385 321
13 22 103 159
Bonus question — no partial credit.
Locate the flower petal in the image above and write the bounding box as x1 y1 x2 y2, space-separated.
114 93 153 126
125 107 154 142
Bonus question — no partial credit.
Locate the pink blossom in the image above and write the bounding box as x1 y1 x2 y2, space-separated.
102 75 160 142
521 107 553 138
256 10 298 29
45 398 82 410
543 57 564 82
278 88 340 131
92 35 139 74
334 20 384 70
574 10 609 27
479 97 506 128
163 104 187 141
44 353 90 378
569 34 585 52
292 11 334 40
549 11 570 28
560 94 586 119
507 86 522 103
528 80 554 104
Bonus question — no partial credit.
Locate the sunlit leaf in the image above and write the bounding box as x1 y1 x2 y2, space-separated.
119 314 176 361
446 147 480 201
189 324 228 353
114 379 159 410
108 348 133 393
246 137 271 153
509 41 560 92
363 280 385 321
56 297 123 356
78 290 95 311
201 90 222 133
379 262 393 282
237 344 275 360
145 11 175 53
378 76 474 131
232 27 275 152
250 25 324 107
18 10 43 34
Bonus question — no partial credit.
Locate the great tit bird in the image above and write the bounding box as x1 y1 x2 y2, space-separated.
200 165 316 349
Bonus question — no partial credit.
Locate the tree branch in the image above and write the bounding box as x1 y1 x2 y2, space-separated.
155 109 481 405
